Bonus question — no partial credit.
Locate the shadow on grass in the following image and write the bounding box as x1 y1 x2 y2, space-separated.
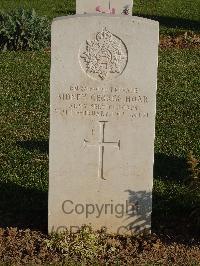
153 153 199 239
0 182 48 233
136 14 200 32
154 153 187 181
151 190 200 239
16 139 49 154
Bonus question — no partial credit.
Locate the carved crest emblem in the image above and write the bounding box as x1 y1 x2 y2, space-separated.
79 28 128 80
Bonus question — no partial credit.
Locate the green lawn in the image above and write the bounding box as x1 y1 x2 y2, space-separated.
0 49 199 234
134 0 200 35
0 0 199 35
0 0 75 18
0 52 49 230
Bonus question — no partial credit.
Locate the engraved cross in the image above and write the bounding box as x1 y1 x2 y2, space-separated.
84 121 120 180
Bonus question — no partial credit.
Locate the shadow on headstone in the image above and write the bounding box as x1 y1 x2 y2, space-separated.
122 187 198 240
122 190 152 235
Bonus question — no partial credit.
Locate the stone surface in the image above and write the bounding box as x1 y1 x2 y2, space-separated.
49 14 159 235
76 0 133 15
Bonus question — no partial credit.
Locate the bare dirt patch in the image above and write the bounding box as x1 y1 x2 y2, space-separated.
160 32 200 49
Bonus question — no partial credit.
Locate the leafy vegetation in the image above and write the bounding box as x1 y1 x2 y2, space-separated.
46 226 104 263
0 8 50 51
186 151 200 185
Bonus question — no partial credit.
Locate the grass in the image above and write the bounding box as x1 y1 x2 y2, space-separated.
0 49 199 235
0 0 75 19
0 0 199 263
156 49 200 157
134 0 200 35
0 52 49 230
0 0 199 35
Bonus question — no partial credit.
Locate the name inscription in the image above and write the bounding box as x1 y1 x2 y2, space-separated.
57 85 150 120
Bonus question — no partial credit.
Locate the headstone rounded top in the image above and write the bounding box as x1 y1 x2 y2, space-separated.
52 14 159 28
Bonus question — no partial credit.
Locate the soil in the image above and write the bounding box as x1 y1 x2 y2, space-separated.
159 32 200 49
0 227 199 265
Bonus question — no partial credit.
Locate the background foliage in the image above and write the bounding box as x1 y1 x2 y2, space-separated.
0 8 50 51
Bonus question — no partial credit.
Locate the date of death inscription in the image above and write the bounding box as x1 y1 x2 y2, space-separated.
56 85 151 120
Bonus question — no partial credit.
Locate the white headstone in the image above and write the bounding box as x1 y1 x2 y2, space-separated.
49 14 159 235
76 0 133 15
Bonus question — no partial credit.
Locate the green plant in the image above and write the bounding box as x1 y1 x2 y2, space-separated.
186 151 200 187
46 226 105 263
0 8 50 51
185 151 200 231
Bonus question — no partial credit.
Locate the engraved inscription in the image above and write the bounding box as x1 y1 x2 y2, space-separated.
84 121 120 180
79 28 128 80
58 85 150 121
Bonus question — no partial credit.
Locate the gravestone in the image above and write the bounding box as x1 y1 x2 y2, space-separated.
49 14 159 235
76 0 133 15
